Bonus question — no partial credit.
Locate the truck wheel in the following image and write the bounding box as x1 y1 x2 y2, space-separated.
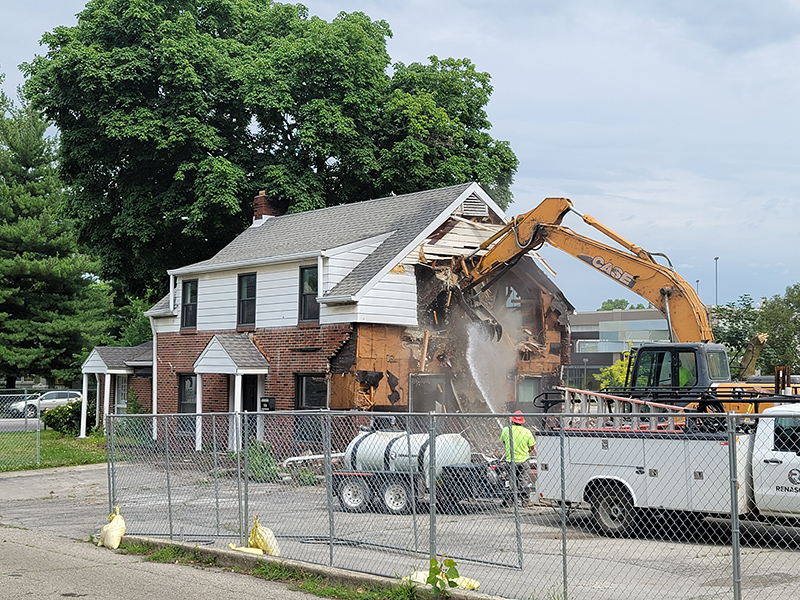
380 481 411 515
338 478 371 513
591 487 634 536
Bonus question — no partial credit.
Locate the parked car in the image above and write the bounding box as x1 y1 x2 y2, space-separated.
9 390 82 418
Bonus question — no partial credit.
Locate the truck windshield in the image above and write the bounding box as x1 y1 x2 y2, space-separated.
706 350 731 381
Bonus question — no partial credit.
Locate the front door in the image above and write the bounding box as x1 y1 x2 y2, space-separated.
242 375 258 412
115 375 128 414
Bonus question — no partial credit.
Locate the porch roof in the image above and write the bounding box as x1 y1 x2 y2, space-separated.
82 341 153 374
194 334 269 375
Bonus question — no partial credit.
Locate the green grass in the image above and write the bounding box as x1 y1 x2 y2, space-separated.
0 429 107 472
119 540 420 600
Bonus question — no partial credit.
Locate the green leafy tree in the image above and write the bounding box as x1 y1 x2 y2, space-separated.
0 86 111 386
757 284 800 373
594 350 632 389
23 1 518 296
598 298 646 311
710 294 761 377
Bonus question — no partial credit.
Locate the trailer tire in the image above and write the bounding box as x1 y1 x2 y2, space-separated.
380 481 411 514
338 478 371 513
590 484 634 536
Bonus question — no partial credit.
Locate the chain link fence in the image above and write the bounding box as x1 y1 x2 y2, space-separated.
0 392 42 470
106 409 800 599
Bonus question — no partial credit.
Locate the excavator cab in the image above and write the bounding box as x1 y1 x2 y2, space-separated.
628 342 730 396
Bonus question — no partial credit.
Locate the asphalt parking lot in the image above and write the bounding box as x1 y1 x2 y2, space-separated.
0 465 329 600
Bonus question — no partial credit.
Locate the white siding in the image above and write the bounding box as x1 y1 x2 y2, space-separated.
196 272 237 330
194 341 237 374
174 263 306 331
323 268 418 326
257 264 302 327
355 270 418 325
82 350 108 373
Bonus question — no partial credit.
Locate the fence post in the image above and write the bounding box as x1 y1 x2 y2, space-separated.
107 414 115 514
323 411 335 566
165 415 174 540
727 412 742 600
508 414 524 569
428 412 437 560
243 412 250 537
36 396 41 466
212 414 220 537
235 413 244 547
560 413 568 600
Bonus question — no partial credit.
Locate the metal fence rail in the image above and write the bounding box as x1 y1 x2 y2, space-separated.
106 410 800 600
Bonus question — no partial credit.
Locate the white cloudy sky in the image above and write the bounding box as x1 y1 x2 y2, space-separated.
2 1 799 311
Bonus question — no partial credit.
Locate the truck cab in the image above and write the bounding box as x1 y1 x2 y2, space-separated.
627 342 731 397
751 404 800 517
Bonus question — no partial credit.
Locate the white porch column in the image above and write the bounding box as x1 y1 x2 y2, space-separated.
103 373 111 428
94 374 102 429
79 373 89 438
234 374 243 451
195 374 203 451
233 374 243 413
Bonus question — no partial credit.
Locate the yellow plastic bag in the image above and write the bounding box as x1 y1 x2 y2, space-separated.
98 506 126 549
228 543 264 555
248 515 280 556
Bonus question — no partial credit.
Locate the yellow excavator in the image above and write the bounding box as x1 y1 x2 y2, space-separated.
456 196 779 414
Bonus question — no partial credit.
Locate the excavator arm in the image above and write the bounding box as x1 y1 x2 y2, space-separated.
460 197 714 344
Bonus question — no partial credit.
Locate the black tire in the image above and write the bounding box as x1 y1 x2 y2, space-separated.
337 478 371 513
24 404 37 418
380 481 411 515
591 485 634 536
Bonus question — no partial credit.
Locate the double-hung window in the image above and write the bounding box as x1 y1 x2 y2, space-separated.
299 266 319 321
238 273 256 327
181 279 198 329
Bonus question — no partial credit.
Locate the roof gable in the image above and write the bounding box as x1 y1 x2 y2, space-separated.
194 334 269 374
82 341 153 373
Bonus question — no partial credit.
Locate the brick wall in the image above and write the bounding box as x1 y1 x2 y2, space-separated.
156 323 353 414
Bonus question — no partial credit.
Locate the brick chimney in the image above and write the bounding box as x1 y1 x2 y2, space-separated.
253 190 289 223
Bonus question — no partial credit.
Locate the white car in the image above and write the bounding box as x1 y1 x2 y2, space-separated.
9 390 82 418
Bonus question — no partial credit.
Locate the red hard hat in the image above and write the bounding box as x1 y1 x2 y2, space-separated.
511 410 525 424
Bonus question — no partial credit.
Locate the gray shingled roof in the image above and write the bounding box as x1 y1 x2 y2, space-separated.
94 342 153 369
145 294 172 317
213 335 269 369
174 183 478 299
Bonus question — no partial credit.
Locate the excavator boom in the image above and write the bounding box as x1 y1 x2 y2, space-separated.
461 197 714 343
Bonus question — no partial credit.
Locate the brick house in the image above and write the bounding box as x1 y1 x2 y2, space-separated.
79 342 152 437
80 183 573 444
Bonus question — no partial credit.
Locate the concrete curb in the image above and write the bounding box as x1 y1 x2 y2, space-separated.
123 535 506 600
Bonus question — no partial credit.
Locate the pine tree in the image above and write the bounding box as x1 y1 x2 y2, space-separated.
0 87 111 387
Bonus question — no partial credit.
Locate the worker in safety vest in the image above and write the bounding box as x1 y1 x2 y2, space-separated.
500 411 536 494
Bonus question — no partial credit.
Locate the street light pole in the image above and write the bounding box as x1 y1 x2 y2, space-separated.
714 257 719 305
582 357 588 389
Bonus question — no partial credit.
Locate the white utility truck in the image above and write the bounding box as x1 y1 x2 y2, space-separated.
536 404 800 535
